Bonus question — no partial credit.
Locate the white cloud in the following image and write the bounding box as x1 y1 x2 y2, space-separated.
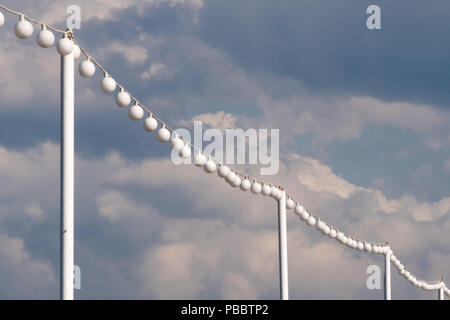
105 41 148 65
257 91 450 147
286 154 359 198
24 203 45 221
178 111 238 132
0 233 56 298
140 63 166 80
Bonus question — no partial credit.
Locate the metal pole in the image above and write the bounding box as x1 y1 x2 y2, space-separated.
384 247 391 300
60 50 75 300
277 191 289 300
439 286 444 300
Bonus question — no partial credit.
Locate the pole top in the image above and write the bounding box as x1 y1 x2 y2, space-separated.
65 27 74 40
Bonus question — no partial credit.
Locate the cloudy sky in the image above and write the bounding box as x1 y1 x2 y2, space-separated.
0 0 449 299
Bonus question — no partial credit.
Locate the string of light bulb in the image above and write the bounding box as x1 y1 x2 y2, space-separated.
0 4 448 297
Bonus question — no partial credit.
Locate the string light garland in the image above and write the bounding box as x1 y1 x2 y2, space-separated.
0 4 448 298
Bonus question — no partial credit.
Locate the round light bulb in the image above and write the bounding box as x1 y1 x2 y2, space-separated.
226 172 237 184
128 104 144 121
204 159 217 173
250 182 262 194
156 127 171 142
327 229 337 239
15 16 33 39
306 216 316 227
231 175 241 188
116 90 131 108
322 225 331 235
294 204 305 216
143 116 158 132
37 26 55 48
0 12 5 27
194 153 207 167
286 198 295 210
218 165 231 178
300 210 310 221
101 76 116 93
357 241 364 251
179 145 191 159
56 37 74 56
79 59 96 78
261 184 272 196
270 186 280 199
240 179 251 191
170 136 184 152
316 220 326 231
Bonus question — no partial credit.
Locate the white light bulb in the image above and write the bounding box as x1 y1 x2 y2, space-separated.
275 189 283 200
250 182 262 194
56 38 74 56
170 136 184 152
322 225 331 235
101 75 116 93
143 116 158 132
240 179 251 191
0 12 4 27
218 165 231 178
156 127 171 142
179 145 191 159
286 198 295 210
261 184 272 196
37 26 55 48
194 152 207 167
306 216 316 227
364 242 372 253
270 186 279 199
294 205 305 216
328 229 337 239
337 232 344 241
116 90 131 107
341 236 348 245
226 172 237 184
357 241 364 251
231 175 241 188
15 16 33 39
300 209 310 221
316 220 326 231
204 159 217 173
79 59 95 78
128 104 144 121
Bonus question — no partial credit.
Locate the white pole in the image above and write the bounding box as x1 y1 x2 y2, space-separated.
277 191 289 300
439 286 444 300
60 50 75 300
384 247 391 300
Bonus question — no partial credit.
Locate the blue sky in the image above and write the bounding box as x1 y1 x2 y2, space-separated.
0 0 449 299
